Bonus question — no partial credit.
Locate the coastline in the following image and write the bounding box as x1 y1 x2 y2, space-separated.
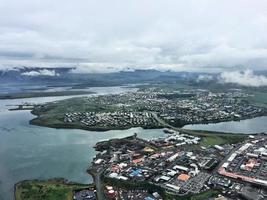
29 116 164 132
180 113 267 127
29 109 267 133
0 91 95 100
14 178 94 200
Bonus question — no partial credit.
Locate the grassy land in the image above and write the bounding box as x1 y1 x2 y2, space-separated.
182 129 248 147
246 91 267 108
15 179 91 200
32 97 115 120
30 97 105 129
199 133 247 147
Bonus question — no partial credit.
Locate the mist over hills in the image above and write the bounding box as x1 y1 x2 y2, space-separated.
0 67 201 85
1 67 267 91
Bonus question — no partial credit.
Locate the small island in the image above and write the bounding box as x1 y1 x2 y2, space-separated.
15 178 96 200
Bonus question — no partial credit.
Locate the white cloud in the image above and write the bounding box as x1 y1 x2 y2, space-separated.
70 63 186 74
21 69 59 76
220 69 267 87
0 0 267 72
197 74 214 82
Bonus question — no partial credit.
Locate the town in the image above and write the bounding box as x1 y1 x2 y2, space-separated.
61 89 266 130
218 136 267 188
87 130 267 200
64 111 159 130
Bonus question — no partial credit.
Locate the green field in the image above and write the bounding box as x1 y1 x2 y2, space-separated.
246 91 267 108
182 129 248 147
199 133 246 146
15 179 90 200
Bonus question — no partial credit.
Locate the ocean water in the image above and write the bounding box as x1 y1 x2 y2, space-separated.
183 116 267 134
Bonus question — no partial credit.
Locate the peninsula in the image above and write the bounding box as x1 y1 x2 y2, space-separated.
29 88 266 132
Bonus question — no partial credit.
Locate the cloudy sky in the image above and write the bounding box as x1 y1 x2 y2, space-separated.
0 0 267 72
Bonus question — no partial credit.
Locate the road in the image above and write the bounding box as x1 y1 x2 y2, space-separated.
152 112 180 130
90 167 105 200
213 142 243 174
151 112 194 135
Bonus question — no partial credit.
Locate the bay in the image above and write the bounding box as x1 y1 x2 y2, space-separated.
183 116 267 134
0 86 163 200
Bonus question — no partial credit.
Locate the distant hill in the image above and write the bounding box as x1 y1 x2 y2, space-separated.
1 67 266 92
0 67 203 86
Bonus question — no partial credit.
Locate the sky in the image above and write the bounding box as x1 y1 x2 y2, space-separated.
0 0 267 73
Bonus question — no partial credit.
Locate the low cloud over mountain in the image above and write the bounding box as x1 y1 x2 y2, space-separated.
21 69 59 76
220 70 267 87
